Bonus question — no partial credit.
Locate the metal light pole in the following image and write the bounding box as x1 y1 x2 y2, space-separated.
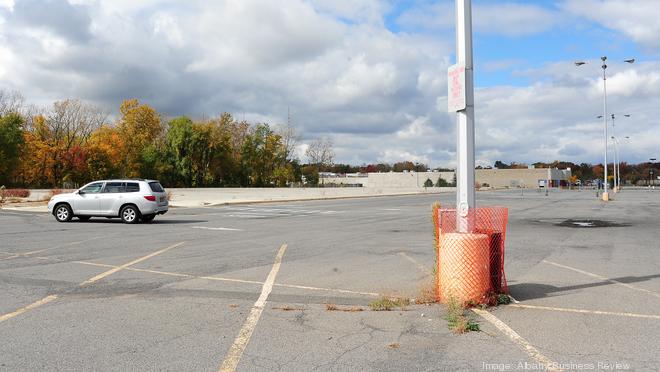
453 0 476 231
610 114 630 191
575 57 634 201
610 136 630 190
651 158 657 189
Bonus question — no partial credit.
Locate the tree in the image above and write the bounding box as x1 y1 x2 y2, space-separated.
0 90 24 118
0 112 25 185
117 99 163 178
424 178 434 187
435 177 449 187
276 122 300 164
306 137 334 168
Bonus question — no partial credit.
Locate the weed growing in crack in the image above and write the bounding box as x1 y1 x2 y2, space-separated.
444 297 480 334
369 296 410 311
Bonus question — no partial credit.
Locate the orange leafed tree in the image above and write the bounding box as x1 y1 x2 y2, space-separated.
117 99 163 178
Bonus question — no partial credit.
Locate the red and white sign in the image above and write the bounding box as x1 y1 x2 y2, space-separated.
448 63 466 112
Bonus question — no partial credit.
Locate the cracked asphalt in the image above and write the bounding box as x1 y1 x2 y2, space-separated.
1 189 659 371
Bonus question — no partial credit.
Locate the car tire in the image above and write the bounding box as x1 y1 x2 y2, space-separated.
120 205 140 224
141 214 155 223
78 216 91 222
54 204 73 222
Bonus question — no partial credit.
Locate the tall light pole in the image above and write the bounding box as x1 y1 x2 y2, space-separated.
449 0 476 231
611 114 630 191
575 57 635 201
651 158 657 189
611 135 630 190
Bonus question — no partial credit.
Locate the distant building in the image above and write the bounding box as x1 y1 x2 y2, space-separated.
319 168 571 189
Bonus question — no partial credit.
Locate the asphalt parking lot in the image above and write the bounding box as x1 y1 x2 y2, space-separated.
1 189 659 371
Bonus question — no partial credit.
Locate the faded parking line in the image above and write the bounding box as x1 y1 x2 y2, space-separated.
0 241 186 324
79 241 186 286
0 295 58 323
192 226 243 231
509 303 660 320
219 243 288 372
542 260 660 299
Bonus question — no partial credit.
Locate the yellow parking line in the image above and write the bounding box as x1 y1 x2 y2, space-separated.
219 244 288 372
542 260 660 299
509 303 660 320
79 242 186 286
0 295 59 323
0 242 186 324
0 237 104 261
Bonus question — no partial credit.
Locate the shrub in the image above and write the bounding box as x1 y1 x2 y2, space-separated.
2 189 30 198
48 189 74 199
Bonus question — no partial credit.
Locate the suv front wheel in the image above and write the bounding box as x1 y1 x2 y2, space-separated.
120 205 140 224
54 204 73 222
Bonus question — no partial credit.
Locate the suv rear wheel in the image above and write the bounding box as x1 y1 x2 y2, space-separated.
54 204 73 222
120 205 140 224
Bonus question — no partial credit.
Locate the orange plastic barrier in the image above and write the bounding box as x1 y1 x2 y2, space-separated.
438 232 490 304
434 207 509 305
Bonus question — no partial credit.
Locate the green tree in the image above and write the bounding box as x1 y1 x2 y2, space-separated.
0 112 25 185
424 178 434 187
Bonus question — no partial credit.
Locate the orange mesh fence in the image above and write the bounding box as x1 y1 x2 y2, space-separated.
434 207 509 305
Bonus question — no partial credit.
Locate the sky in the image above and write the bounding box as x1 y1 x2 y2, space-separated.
1 0 659 168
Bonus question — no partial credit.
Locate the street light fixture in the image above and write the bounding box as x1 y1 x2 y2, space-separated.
575 57 635 201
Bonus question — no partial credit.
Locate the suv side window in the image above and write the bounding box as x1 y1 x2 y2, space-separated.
125 182 141 192
81 182 103 194
103 182 125 193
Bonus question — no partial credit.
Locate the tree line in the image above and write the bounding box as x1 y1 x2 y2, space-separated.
0 91 438 189
0 93 310 188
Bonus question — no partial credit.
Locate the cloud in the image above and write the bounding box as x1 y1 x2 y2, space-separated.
11 0 92 43
561 0 660 49
1 0 659 167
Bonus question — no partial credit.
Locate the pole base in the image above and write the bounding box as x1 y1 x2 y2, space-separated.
602 192 609 202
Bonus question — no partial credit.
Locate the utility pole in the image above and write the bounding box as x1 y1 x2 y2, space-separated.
453 0 476 232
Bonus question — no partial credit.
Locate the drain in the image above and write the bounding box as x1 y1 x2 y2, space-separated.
557 219 627 228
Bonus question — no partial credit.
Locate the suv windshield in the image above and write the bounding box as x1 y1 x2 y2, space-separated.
149 182 164 192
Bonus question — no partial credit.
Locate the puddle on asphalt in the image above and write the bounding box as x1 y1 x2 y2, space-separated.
556 219 629 228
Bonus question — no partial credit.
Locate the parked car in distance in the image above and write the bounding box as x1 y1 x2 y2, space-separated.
48 179 168 224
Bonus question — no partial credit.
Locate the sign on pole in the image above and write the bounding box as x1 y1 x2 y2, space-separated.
448 63 466 112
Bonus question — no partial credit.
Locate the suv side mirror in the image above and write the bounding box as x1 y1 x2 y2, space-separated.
78 190 85 195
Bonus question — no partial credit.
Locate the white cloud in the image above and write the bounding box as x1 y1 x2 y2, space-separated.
1 0 660 167
561 0 660 49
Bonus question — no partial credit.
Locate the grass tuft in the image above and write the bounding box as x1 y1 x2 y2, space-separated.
444 297 480 334
369 296 410 311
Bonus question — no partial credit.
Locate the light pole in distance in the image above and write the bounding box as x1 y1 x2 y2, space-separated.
575 57 635 201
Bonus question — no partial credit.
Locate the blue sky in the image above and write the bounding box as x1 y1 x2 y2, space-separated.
1 0 659 167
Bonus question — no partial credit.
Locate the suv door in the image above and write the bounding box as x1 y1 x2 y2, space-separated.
73 182 104 215
98 181 124 215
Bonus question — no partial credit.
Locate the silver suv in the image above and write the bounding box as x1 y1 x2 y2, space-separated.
48 179 169 224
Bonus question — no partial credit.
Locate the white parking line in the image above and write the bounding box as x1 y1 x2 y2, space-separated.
192 226 243 231
219 243 288 372
472 308 563 372
509 304 660 320
542 260 660 300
